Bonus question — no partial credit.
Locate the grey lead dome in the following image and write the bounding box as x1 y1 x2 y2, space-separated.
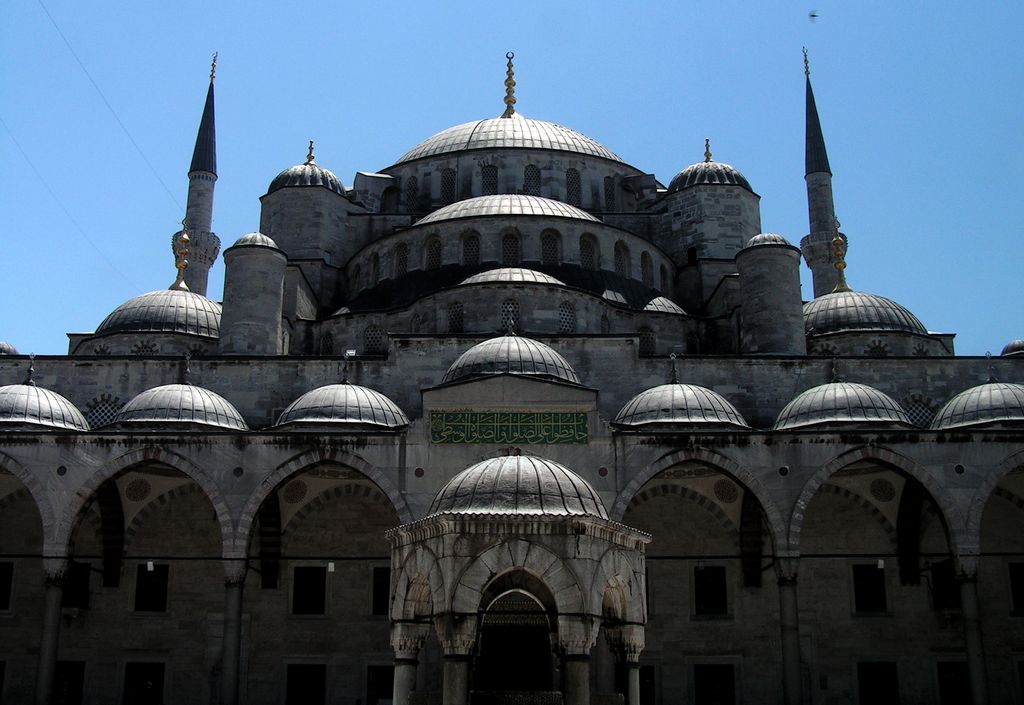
442 335 580 385
276 383 409 429
0 342 18 355
428 454 607 518
0 384 89 431
460 268 565 287
668 160 753 193
930 382 1024 430
267 162 345 197
111 384 247 431
745 233 794 248
231 232 280 250
774 382 912 430
96 290 222 338
803 291 927 337
416 194 599 226
614 383 749 429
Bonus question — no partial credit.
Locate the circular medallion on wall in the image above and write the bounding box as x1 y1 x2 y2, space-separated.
870 478 896 502
283 479 308 504
713 479 739 503
124 478 152 503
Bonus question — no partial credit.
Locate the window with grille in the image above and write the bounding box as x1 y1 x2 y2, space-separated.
558 302 576 333
604 176 616 210
404 176 418 210
641 252 653 287
615 242 631 277
580 236 598 270
447 302 464 334
502 234 521 266
462 234 480 266
292 566 327 615
638 327 655 355
542 232 560 265
86 395 122 428
318 334 334 355
524 165 541 196
394 244 408 277
134 563 169 612
441 168 457 204
852 564 888 613
501 299 520 333
566 168 581 206
660 264 669 292
904 396 936 427
482 165 498 195
425 238 442 270
364 325 386 354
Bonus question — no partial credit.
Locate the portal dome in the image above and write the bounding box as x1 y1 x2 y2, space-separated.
111 384 247 430
96 290 221 338
668 160 752 193
442 335 579 385
615 383 749 429
460 268 565 286
267 162 345 196
0 383 89 431
416 194 599 226
0 342 17 355
276 383 409 429
643 297 687 315
231 232 279 249
803 291 927 337
745 233 793 248
428 454 607 518
773 382 912 430
930 382 1024 430
1001 339 1024 357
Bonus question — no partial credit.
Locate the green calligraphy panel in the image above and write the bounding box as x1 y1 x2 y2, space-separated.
430 410 587 444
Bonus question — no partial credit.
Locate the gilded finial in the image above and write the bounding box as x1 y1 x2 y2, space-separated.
305 140 315 165
210 52 218 81
25 354 36 387
704 138 712 163
803 47 809 77
669 352 679 384
830 219 851 293
170 220 191 291
501 51 517 118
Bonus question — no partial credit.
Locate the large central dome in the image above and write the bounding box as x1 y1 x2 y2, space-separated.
392 115 623 166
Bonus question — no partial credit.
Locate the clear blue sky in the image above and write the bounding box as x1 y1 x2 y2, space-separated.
2 1 1021 357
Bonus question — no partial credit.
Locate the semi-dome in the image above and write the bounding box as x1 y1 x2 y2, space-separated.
442 335 580 385
745 233 793 248
0 383 89 431
428 454 607 518
460 268 565 286
416 194 599 226
1002 339 1024 357
643 297 687 315
231 232 280 249
110 384 247 431
804 291 927 337
0 342 17 355
275 383 409 429
668 160 752 193
267 162 345 197
614 383 749 429
394 116 623 166
773 382 912 430
930 382 1024 430
96 290 221 338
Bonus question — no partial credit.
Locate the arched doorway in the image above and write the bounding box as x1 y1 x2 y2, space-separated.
474 589 555 694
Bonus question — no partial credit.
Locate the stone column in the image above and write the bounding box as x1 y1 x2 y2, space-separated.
559 616 598 705
34 559 67 705
220 560 247 705
957 556 989 705
606 625 645 705
391 622 430 705
776 558 802 705
436 615 477 705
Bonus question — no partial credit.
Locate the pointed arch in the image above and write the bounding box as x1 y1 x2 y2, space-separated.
391 545 445 622
964 448 1024 555
0 450 55 544
590 547 646 625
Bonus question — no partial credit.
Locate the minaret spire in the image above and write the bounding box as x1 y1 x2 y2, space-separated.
501 52 517 118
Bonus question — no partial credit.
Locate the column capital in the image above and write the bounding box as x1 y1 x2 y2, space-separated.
604 624 645 663
775 556 800 584
42 557 68 586
558 615 599 657
391 621 431 659
223 559 248 585
435 614 478 657
955 553 980 580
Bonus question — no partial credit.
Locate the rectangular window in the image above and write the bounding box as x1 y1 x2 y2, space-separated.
693 565 728 616
292 566 327 615
286 664 326 705
133 564 169 612
857 662 899 705
123 662 164 705
63 561 91 610
852 564 887 613
371 566 390 616
929 560 960 611
935 661 970 705
0 562 12 611
1009 562 1024 614
54 661 86 705
366 665 394 705
693 664 736 705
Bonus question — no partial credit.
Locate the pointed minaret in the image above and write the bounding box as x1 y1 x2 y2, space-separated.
171 53 221 296
799 49 846 297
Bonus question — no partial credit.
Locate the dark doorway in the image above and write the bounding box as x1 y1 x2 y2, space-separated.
54 661 85 705
935 661 970 705
123 662 164 705
286 663 326 705
367 665 394 705
857 662 900 705
693 663 735 705
472 590 553 693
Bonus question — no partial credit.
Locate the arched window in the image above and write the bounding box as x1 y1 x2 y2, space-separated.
404 176 419 211
482 165 498 196
501 233 521 266
579 235 599 270
441 168 457 204
641 252 653 287
364 325 386 354
614 241 631 278
319 333 334 355
541 230 560 266
425 237 442 270
638 327 655 356
371 253 380 283
566 168 582 206
394 243 409 277
381 186 399 212
462 233 480 266
524 165 541 196
558 302 576 333
604 176 616 211
660 264 669 293
447 302 465 334
501 298 520 333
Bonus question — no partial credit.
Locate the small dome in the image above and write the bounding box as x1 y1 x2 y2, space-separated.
0 342 17 355
394 116 623 165
276 383 409 429
773 382 912 430
416 195 599 226
643 297 687 315
443 335 580 385
614 384 749 429
804 291 927 337
930 382 1024 430
268 162 345 196
111 384 247 430
1001 339 1024 357
0 384 89 431
96 290 221 338
745 233 793 248
460 268 565 286
231 232 280 249
668 160 752 193
428 455 607 518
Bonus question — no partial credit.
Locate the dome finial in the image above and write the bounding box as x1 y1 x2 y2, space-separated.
24 353 36 387
830 220 851 293
181 351 192 385
501 51 517 118
986 351 996 383
668 352 679 384
305 140 315 165
170 219 191 291
341 349 356 384
704 138 712 163
830 355 841 383
803 47 810 77
210 52 218 81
